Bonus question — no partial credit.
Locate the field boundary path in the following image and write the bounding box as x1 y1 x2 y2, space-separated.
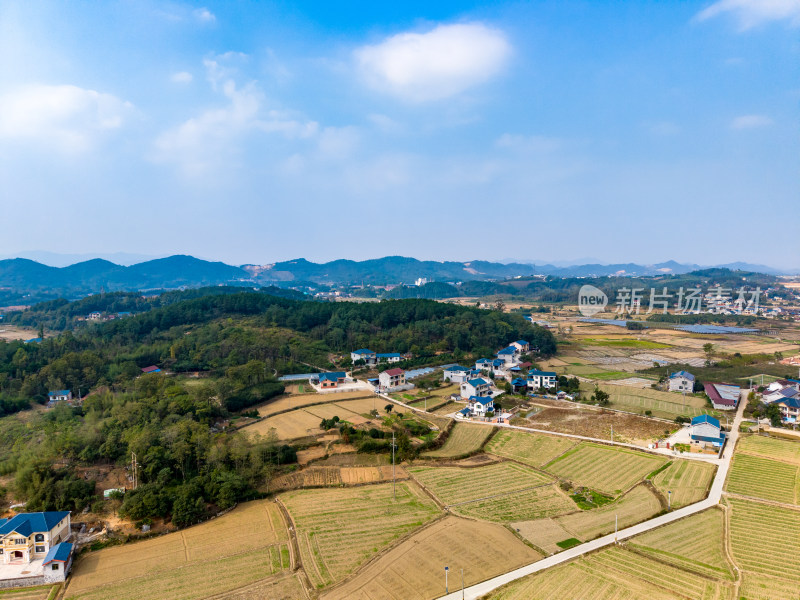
437 391 746 600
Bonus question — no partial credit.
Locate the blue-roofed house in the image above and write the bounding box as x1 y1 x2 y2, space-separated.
350 349 377 365
23 338 42 344
510 340 530 353
0 511 71 565
496 346 519 366
669 371 695 393
443 365 471 384
457 407 471 419
46 390 73 408
460 377 492 399
42 542 74 582
467 395 495 417
511 378 527 393
690 415 725 446
376 353 402 363
316 372 348 389
475 358 492 371
775 398 800 423
527 370 558 391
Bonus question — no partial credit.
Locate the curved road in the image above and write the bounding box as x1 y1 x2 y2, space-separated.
435 392 746 600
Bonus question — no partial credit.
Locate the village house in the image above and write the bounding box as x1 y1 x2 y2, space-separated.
350 349 377 365
442 365 471 384
775 398 800 423
0 512 71 566
141 365 161 374
315 372 347 389
496 346 519 366
461 377 492 399
46 390 73 408
763 386 800 405
668 371 695 393
376 353 402 363
527 370 558 391
510 340 530 353
467 395 494 417
42 542 74 583
690 415 725 446
704 383 741 411
511 378 528 393
378 368 406 390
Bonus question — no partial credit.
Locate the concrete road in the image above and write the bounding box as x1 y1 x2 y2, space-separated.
436 393 746 600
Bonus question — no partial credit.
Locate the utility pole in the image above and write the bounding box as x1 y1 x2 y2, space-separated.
445 566 449 594
614 514 618 543
131 452 138 490
668 490 671 510
392 431 396 501
461 568 465 599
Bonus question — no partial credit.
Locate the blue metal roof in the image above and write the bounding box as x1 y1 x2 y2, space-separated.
497 347 517 355
377 353 401 358
352 349 374 355
528 370 557 377
476 358 491 364
690 434 725 444
491 359 505 367
43 542 72 565
514 340 528 345
511 378 527 386
458 407 471 415
469 396 494 405
444 365 467 372
0 512 69 537
670 371 695 381
319 372 346 382
690 414 720 428
776 398 800 409
48 390 70 397
466 378 490 386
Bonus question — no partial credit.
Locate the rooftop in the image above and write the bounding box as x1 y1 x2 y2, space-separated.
0 512 69 537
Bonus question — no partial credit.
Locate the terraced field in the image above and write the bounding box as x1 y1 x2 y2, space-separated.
578 382 711 419
554 484 662 541
651 459 716 508
725 453 799 504
485 429 577 468
320 516 540 600
737 434 800 465
739 573 800 600
66 501 290 600
728 497 800 584
511 518 575 555
455 483 575 522
423 422 494 458
544 442 667 495
409 461 553 506
630 508 734 580
487 546 732 600
281 481 440 589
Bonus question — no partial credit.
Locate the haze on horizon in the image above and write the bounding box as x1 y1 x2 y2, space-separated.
1 1 797 269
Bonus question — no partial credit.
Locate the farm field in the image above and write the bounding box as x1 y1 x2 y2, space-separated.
271 465 410 492
544 443 667 495
728 497 800 583
739 573 800 600
554 484 662 541
216 573 308 600
320 516 540 600
578 382 711 419
281 481 440 589
511 517 575 555
520 405 672 445
409 461 553 506
66 501 289 600
0 587 58 600
486 546 731 600
725 453 799 504
334 397 409 416
737 434 800 465
651 460 716 508
456 483 575 522
485 429 577 468
245 409 323 439
630 508 734 580
422 422 493 458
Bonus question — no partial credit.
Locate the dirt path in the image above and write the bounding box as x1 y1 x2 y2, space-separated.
274 498 315 597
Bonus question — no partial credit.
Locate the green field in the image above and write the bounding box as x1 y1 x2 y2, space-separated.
630 508 734 581
725 453 799 505
579 382 713 419
651 460 716 508
423 422 494 458
737 434 800 465
485 429 577 468
487 546 731 600
729 497 800 584
544 442 668 496
554 484 662 541
409 461 553 506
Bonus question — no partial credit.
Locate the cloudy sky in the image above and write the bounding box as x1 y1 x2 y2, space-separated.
0 0 797 268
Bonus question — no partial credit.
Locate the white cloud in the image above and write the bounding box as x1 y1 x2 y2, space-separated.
153 57 318 176
171 71 193 84
355 23 511 102
731 114 774 129
695 0 800 29
193 8 216 23
0 84 132 153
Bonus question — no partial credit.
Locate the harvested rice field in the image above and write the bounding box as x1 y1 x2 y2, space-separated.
651 459 716 508
737 434 800 465
281 482 440 589
485 429 577 468
725 452 799 504
66 501 289 600
320 516 540 600
544 443 667 496
423 422 494 458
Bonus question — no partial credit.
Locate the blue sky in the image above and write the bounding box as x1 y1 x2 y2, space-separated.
0 0 797 268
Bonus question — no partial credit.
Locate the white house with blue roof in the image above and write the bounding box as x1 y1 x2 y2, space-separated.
467 395 494 417
460 377 492 399
0 511 71 565
376 353 402 363
527 370 558 391
690 415 725 446
496 346 519 366
442 365 471 384
350 349 377 365
510 340 530 353
669 371 695 393
42 542 73 582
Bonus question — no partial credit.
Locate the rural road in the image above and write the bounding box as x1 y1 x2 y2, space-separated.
435 392 746 600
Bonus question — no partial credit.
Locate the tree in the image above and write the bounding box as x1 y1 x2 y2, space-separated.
591 387 610 407
384 404 393 413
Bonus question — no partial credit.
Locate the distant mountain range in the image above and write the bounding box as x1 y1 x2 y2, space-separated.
0 254 793 301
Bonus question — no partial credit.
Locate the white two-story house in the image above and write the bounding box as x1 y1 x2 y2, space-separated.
0 511 71 565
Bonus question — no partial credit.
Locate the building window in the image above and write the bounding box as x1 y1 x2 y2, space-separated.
35 545 44 553
51 564 59 570
35 534 44 542
15 539 25 545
